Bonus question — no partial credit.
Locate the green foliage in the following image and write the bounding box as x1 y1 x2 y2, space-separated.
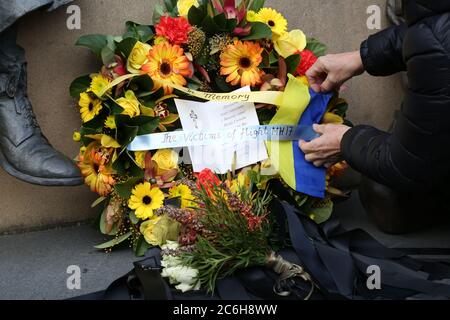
79 127 99 146
181 182 273 293
306 199 333 224
95 231 132 249
91 196 107 208
76 34 108 57
134 235 151 257
83 108 109 130
116 37 137 58
115 114 159 137
242 22 272 40
188 5 207 26
112 150 145 178
249 0 266 11
285 54 301 75
101 45 116 66
115 176 143 198
69 75 91 98
128 74 154 93
307 38 327 57
124 21 154 43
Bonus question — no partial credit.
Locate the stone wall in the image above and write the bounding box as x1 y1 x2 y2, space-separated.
0 0 403 232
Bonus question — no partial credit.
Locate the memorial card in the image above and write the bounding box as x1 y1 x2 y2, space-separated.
175 87 268 174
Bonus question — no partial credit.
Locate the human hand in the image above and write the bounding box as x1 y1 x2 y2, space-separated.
306 51 365 93
299 124 351 168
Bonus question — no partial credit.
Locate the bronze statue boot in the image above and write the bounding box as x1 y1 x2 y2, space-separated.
0 25 82 186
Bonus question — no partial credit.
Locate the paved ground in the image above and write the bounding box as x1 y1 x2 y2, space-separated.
0 223 136 300
1 192 450 300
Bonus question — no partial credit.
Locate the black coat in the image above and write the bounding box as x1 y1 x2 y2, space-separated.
341 0 450 193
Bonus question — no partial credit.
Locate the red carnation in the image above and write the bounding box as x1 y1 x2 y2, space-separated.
295 49 318 76
156 16 193 45
196 168 220 195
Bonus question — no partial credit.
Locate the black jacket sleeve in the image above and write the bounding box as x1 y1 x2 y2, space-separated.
340 125 423 192
360 24 407 76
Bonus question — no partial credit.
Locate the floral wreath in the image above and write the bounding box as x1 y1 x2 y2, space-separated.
70 0 351 293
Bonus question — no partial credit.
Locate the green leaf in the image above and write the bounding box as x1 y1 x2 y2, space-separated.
242 22 272 41
80 127 99 145
133 235 151 257
152 4 166 24
124 21 154 43
117 37 137 59
202 16 222 37
116 124 139 146
307 201 333 224
306 38 327 57
285 54 301 75
70 75 91 98
114 176 143 199
105 100 124 115
128 74 154 92
115 115 159 136
94 231 132 249
249 0 266 12
226 19 238 33
213 13 227 30
188 5 207 27
83 108 108 130
129 211 139 225
76 34 108 57
99 207 119 236
164 0 176 12
91 196 107 208
215 76 234 92
101 45 115 66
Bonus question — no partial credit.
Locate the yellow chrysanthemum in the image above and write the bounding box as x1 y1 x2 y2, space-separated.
104 115 116 129
78 92 103 123
89 74 111 98
141 42 193 95
253 8 288 38
169 184 195 208
134 151 147 169
128 183 165 220
220 40 264 87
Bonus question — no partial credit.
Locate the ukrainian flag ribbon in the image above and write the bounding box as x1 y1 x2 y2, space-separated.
267 75 332 198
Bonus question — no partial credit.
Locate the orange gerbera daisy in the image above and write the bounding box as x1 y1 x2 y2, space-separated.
220 40 264 87
141 42 193 95
78 142 116 196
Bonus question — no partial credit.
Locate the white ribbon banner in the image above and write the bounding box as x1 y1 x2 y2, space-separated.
128 125 319 151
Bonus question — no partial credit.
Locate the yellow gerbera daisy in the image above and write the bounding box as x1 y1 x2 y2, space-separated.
141 42 193 95
220 40 264 87
253 8 288 37
89 74 111 98
78 92 103 123
128 183 165 220
169 184 195 208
